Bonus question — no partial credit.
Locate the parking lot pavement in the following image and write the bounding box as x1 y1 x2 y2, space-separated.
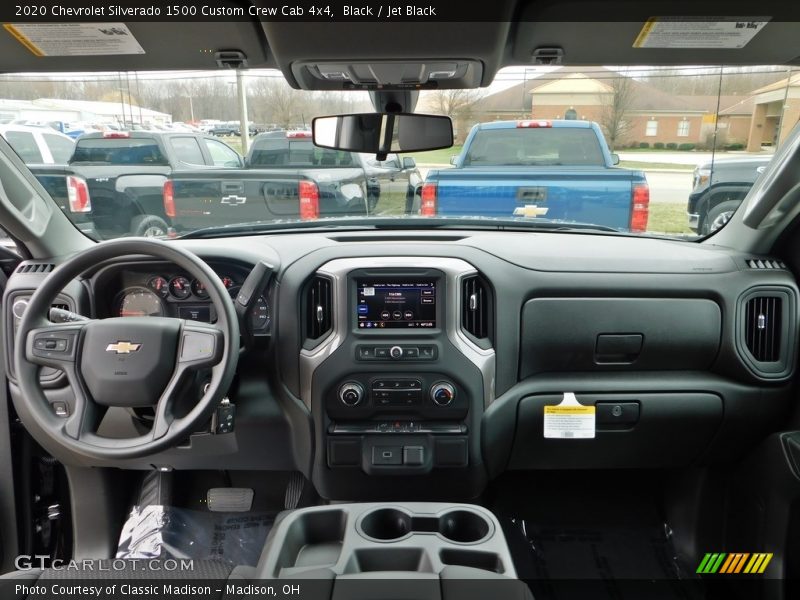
617 149 774 166
646 170 693 204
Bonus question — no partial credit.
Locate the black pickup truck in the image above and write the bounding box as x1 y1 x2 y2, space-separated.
687 155 772 234
31 131 243 239
166 130 422 234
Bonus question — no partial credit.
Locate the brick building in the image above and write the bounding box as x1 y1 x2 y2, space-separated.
472 67 797 151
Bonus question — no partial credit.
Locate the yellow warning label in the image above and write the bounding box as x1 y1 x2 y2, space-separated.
543 393 596 439
3 24 45 57
633 18 658 48
544 405 595 415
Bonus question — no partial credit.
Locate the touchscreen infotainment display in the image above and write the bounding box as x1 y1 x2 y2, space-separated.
356 280 436 329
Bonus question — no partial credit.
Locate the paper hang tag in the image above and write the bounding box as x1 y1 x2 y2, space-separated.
4 23 145 57
543 393 596 439
632 18 770 49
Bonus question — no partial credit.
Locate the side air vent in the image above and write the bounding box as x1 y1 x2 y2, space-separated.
462 275 492 344
744 296 782 362
306 276 333 341
16 263 55 274
737 288 796 379
746 258 786 270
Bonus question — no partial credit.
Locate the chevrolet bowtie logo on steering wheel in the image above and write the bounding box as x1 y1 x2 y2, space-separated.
105 341 142 354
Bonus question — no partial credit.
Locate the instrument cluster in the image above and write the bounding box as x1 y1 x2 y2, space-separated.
110 269 270 333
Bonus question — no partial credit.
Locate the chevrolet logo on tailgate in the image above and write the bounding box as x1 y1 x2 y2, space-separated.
105 341 141 354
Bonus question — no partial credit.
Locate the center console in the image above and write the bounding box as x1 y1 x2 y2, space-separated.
300 258 495 500
255 503 519 587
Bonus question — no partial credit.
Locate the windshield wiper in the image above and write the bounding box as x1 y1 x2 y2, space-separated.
176 216 623 239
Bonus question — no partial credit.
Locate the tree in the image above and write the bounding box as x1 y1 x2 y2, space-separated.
598 73 635 151
423 89 484 142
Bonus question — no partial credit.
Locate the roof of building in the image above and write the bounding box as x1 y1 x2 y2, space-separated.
475 66 771 117
33 98 170 118
749 72 800 95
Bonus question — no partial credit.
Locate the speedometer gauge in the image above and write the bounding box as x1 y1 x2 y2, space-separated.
115 287 164 318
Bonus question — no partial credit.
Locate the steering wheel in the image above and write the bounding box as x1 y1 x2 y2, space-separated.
13 238 239 460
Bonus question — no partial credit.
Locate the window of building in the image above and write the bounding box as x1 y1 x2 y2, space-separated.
677 120 690 137
645 120 658 137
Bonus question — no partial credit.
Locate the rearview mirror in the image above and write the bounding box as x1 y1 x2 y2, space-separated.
312 113 453 155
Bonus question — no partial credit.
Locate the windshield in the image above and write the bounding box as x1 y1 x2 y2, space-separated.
2 65 795 240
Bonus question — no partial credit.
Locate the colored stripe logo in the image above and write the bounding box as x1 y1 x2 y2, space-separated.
697 552 773 574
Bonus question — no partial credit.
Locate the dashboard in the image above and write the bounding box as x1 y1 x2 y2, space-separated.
3 230 799 501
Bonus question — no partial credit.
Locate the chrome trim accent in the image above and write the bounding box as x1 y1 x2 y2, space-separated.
298 257 495 410
687 212 700 230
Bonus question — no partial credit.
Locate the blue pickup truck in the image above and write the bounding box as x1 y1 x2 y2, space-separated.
420 120 650 232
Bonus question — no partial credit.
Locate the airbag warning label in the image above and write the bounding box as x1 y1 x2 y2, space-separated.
3 23 145 56
543 393 595 439
633 18 769 49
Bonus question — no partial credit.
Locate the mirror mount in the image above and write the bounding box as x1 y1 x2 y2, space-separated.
369 90 419 113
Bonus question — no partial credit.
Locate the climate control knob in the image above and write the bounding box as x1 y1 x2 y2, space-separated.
338 382 365 407
389 345 403 359
430 382 456 406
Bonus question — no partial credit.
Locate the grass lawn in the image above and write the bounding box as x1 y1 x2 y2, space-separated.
406 146 463 164
620 160 694 171
647 203 693 235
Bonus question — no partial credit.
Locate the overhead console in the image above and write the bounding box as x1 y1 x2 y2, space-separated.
290 59 484 90
298 257 494 500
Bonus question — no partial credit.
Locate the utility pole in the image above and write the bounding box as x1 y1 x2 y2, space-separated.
237 69 250 154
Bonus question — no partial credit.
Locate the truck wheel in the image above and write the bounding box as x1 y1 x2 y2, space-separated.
703 200 740 234
131 215 169 238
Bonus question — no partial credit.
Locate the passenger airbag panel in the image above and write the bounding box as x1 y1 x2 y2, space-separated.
520 298 721 378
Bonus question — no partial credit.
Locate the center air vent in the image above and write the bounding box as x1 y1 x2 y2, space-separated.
16 263 54 274
306 276 333 341
462 275 492 344
737 288 796 379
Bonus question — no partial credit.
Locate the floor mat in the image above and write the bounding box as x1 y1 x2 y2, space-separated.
490 472 706 600
116 505 274 567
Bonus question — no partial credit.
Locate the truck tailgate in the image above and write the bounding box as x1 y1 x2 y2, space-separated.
435 167 637 229
170 167 369 231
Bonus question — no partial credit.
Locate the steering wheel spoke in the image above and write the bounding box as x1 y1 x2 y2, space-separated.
179 323 225 369
151 322 225 440
26 321 87 370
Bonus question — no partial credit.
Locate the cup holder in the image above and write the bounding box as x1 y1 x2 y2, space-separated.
437 510 491 543
359 507 492 544
359 508 413 541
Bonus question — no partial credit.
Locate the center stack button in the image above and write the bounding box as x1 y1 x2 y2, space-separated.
389 345 403 359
